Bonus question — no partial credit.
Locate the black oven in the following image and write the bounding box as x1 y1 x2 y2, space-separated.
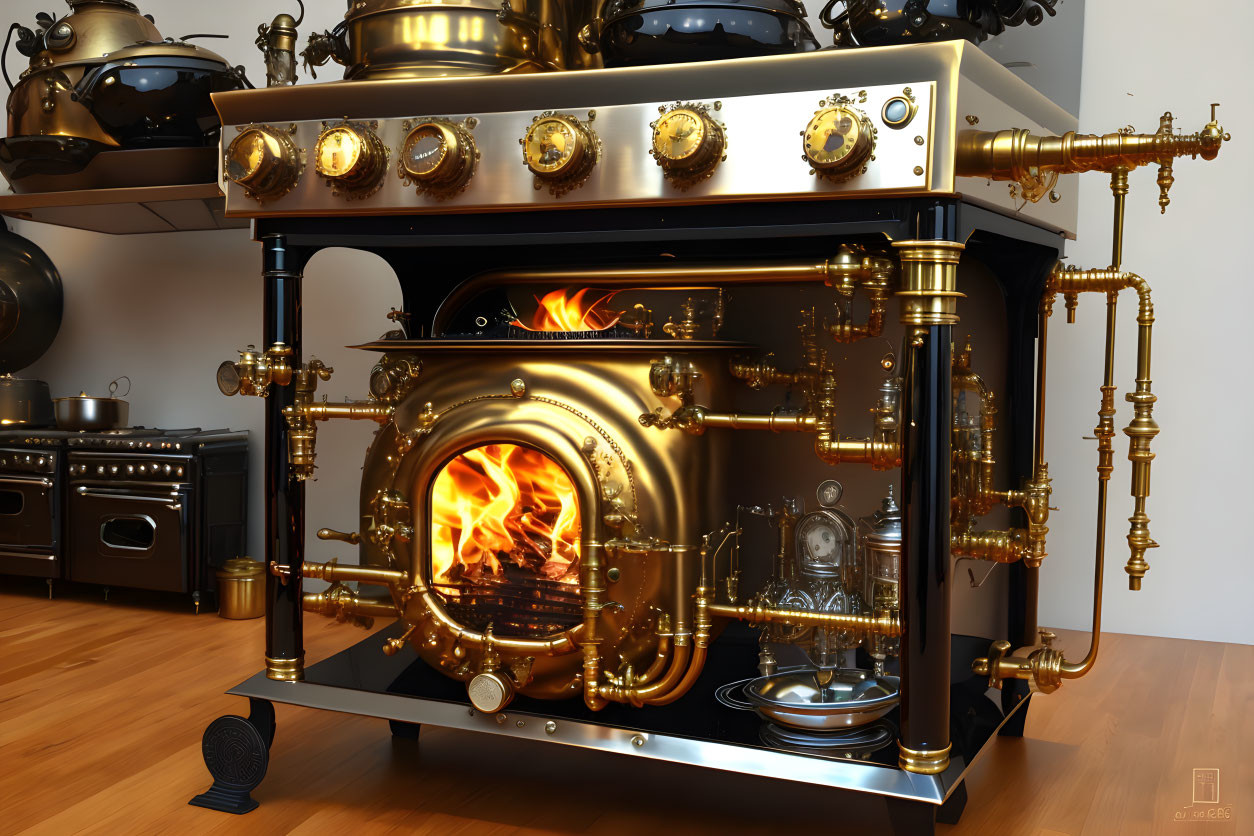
0 447 61 579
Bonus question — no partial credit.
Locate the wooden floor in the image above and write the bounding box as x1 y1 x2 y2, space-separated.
1 577 1250 836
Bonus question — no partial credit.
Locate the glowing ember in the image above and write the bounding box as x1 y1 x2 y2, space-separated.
512 288 623 332
431 444 581 592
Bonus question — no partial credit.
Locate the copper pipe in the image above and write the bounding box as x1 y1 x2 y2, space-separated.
707 602 902 637
599 642 691 706
634 632 674 686
640 584 713 706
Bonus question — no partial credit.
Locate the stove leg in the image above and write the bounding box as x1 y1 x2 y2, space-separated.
102 586 109 602
45 578 52 599
188 698 275 815
937 780 968 825
389 720 421 741
193 591 201 615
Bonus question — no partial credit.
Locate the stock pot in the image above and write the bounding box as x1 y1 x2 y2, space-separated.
54 377 130 431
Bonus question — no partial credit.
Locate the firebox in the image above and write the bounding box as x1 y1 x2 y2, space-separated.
194 43 1227 831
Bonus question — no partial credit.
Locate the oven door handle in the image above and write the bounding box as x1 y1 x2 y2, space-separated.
75 486 183 512
0 476 53 490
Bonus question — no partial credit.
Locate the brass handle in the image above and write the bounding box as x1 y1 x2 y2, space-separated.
317 527 361 545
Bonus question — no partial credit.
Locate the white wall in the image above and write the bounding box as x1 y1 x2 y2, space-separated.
1037 2 1254 645
5 0 1251 643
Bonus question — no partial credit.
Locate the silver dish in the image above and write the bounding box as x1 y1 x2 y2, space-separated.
744 669 899 730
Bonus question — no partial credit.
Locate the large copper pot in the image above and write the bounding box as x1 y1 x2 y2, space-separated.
302 0 596 80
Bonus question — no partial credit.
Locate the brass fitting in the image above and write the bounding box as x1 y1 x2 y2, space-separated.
282 357 394 480
893 241 965 327
216 342 293 397
951 529 1026 564
824 244 895 343
302 582 399 629
955 106 1229 209
706 601 902 638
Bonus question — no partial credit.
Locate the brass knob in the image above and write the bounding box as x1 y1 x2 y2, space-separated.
521 113 598 196
650 104 725 187
802 102 876 183
399 119 478 196
314 121 388 197
225 125 302 202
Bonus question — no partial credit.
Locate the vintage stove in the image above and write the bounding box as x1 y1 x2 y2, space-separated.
190 43 1227 831
0 427 248 611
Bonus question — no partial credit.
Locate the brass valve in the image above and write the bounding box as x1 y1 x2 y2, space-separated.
956 105 1230 209
283 355 393 480
216 343 293 397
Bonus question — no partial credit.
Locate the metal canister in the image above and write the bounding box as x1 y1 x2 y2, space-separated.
216 558 266 619
861 487 901 610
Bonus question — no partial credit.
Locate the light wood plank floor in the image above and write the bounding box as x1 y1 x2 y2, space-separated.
1 577 1249 836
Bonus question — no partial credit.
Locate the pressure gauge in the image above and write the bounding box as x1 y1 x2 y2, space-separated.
399 119 478 197
650 104 725 187
802 101 876 182
796 508 855 578
216 360 242 397
224 125 302 202
314 121 387 197
521 113 598 196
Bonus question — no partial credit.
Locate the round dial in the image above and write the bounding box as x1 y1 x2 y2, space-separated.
400 120 476 194
225 126 302 202
651 106 725 183
817 479 844 508
802 103 875 182
796 510 853 576
216 360 242 397
314 123 387 194
522 115 596 188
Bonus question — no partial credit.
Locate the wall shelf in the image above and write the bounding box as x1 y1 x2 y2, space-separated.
0 183 248 235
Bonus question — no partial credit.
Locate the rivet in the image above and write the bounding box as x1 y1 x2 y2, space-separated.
913 166 924 176
516 720 526 728
496 714 507 724
544 721 557 735
631 735 645 747
914 136 924 146
509 378 527 397
607 567 621 582
1049 190 1062 203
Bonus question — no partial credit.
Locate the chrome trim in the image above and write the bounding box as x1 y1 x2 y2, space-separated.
99 514 158 552
75 486 183 512
0 476 53 489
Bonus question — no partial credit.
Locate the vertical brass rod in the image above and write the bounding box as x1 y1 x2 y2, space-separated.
1110 168 1128 271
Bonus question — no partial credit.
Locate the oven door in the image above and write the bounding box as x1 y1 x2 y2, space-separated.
0 474 59 578
67 484 189 593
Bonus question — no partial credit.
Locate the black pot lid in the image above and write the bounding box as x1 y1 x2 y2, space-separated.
0 228 63 374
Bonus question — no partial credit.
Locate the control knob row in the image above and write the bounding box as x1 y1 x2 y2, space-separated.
67 463 184 477
227 100 897 201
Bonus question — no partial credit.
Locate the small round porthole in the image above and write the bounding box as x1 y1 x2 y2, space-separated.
881 96 916 130
44 22 76 51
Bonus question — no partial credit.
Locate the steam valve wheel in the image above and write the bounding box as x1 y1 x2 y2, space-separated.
650 104 726 188
224 125 303 203
314 121 388 198
399 119 478 197
802 100 876 183
521 113 599 196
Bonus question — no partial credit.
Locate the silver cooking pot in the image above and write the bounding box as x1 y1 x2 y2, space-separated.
54 376 130 430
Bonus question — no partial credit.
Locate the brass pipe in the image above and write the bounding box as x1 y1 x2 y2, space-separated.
581 540 608 710
598 642 691 706
302 586 399 627
707 602 902 637
695 411 816 432
301 559 407 587
301 401 392 423
641 586 711 707
951 529 1027 564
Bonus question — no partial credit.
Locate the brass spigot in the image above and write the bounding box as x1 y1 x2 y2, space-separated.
282 356 393 480
955 105 1230 208
217 342 294 397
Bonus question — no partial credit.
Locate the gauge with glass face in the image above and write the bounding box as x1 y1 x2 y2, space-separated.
650 104 725 186
314 122 387 195
399 120 477 196
802 103 875 182
225 126 302 202
521 114 596 194
216 360 242 396
796 509 854 576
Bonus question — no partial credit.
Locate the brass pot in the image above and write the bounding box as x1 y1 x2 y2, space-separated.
216 558 266 619
302 0 581 80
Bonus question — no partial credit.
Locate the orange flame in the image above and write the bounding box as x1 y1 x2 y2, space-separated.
431 444 581 591
512 288 623 332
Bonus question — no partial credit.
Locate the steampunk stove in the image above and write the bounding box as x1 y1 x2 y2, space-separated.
190 43 1227 831
0 428 247 610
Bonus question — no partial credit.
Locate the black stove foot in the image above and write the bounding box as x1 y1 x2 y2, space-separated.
189 699 275 815
937 780 968 825
45 578 53 599
389 720 421 741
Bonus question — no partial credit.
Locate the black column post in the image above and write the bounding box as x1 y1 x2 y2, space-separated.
262 233 306 681
893 209 961 775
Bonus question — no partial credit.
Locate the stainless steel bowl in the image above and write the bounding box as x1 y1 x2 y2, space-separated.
744 669 899 730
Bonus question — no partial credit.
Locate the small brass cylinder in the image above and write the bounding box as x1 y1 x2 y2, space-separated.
893 241 966 326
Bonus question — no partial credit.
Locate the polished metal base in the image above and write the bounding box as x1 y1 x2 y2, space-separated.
228 623 1026 807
